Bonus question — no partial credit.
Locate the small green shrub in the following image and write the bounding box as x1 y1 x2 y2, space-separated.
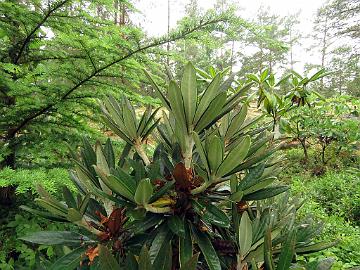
290 172 360 268
293 200 360 269
0 208 75 270
0 168 75 195
292 171 360 224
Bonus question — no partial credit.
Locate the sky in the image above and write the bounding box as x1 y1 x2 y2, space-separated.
131 0 328 72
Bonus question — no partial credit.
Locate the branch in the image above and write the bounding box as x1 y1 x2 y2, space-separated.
79 41 97 72
14 0 70 64
8 16 226 138
20 55 85 64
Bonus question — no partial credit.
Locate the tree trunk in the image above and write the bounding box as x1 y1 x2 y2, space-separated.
167 0 170 66
0 132 17 205
299 138 308 162
321 144 326 164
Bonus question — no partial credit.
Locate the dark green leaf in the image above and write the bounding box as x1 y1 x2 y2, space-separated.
192 227 221 270
99 245 121 270
20 231 94 246
243 186 289 201
48 246 86 270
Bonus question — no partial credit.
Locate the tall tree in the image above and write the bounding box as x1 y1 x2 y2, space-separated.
307 0 359 95
238 7 289 75
0 0 227 170
329 0 360 54
170 0 249 74
284 12 301 70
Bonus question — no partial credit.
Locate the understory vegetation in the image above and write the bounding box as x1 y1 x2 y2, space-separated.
0 0 359 269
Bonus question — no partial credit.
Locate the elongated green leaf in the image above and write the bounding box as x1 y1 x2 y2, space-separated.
277 230 296 270
49 246 86 270
226 105 248 139
134 178 153 205
37 185 68 213
192 200 230 228
124 254 138 270
138 245 153 270
138 105 151 135
142 119 161 141
229 190 244 202
35 199 67 217
243 186 289 201
223 82 254 111
194 74 221 123
247 135 272 157
264 228 274 270
20 231 94 246
141 107 160 135
104 138 115 169
62 186 76 208
207 135 223 173
20 205 67 222
179 253 199 270
67 208 82 222
149 180 175 203
308 68 325 82
195 92 227 132
295 241 338 254
99 245 121 270
181 62 197 126
219 72 235 92
228 146 278 176
126 214 162 234
150 225 172 263
180 222 193 267
192 228 221 270
168 215 185 238
238 163 266 191
239 211 252 257
94 167 134 201
123 98 138 139
168 80 187 133
217 136 251 177
143 69 171 109
153 241 172 270
111 167 136 191
101 115 133 145
243 177 276 195
193 132 210 174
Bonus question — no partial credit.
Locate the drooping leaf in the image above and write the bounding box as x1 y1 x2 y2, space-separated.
143 69 171 110
99 245 121 270
48 246 86 270
179 222 193 267
192 200 230 228
179 253 199 270
138 245 153 270
149 225 172 263
239 211 252 258
168 215 185 238
20 231 94 246
192 227 221 270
